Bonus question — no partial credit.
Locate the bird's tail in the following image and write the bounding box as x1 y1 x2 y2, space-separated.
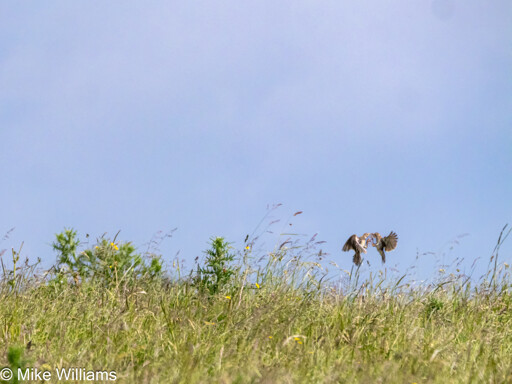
353 252 362 266
378 249 386 263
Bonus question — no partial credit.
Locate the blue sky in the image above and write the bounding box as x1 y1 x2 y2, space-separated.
1 1 511 280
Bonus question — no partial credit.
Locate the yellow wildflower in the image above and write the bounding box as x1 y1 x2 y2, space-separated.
111 242 119 250
294 337 300 341
245 245 250 250
255 283 260 289
225 296 231 300
268 336 273 339
95 246 99 249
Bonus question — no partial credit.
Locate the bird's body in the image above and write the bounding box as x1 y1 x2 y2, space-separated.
372 231 398 263
343 233 370 266
359 233 372 250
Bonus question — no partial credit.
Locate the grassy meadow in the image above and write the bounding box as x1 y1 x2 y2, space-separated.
1 227 512 383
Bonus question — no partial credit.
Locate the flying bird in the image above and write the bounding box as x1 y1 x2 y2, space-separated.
343 233 371 266
372 231 398 263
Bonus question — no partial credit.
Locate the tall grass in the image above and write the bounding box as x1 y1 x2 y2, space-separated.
0 226 511 383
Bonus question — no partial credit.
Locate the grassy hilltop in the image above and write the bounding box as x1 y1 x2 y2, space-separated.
1 228 512 383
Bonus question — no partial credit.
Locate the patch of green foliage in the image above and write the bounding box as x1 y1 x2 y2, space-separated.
51 229 163 288
6 345 27 384
194 237 236 294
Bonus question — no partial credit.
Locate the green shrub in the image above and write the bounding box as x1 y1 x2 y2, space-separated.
52 229 163 287
195 237 236 294
6 345 26 384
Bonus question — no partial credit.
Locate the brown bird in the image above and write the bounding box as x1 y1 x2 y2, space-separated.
343 233 371 266
372 231 398 263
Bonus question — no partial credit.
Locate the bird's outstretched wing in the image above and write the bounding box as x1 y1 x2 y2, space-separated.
343 235 366 254
342 235 356 251
383 231 398 251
